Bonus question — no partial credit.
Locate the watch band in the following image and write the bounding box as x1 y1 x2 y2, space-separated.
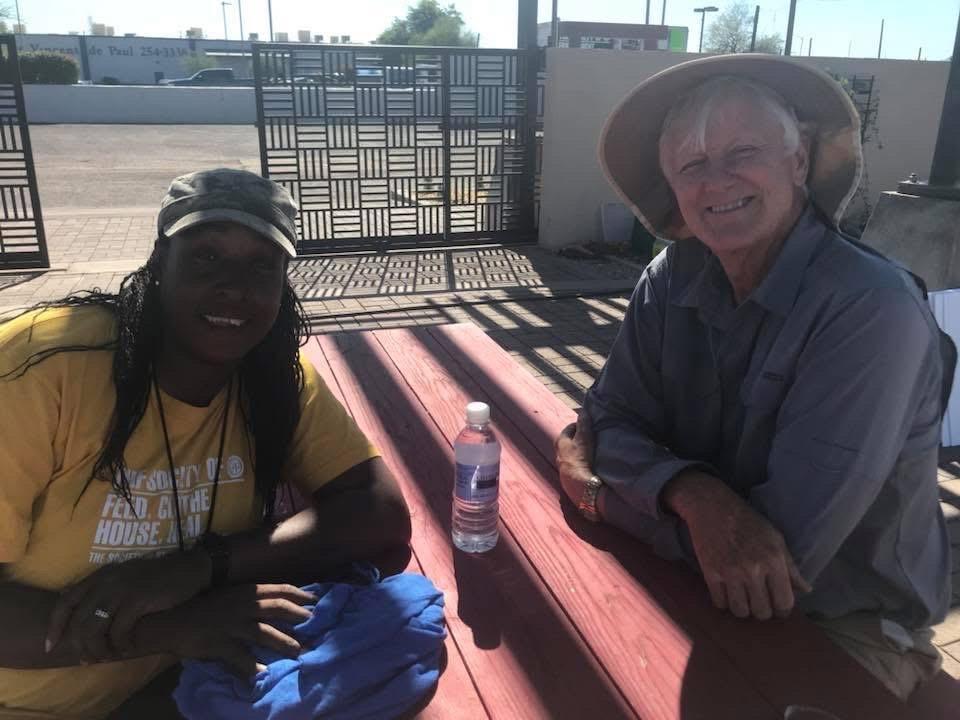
578 475 603 523
199 532 231 588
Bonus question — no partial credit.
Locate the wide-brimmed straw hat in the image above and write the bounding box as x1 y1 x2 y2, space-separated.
599 54 863 241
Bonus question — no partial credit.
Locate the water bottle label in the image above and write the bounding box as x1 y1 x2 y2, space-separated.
455 462 499 502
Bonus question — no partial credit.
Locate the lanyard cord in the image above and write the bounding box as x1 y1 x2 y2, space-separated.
152 370 233 551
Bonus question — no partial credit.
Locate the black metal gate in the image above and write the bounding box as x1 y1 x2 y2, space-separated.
254 43 540 253
0 36 48 269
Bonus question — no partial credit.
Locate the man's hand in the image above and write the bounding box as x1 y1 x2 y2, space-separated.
137 583 316 678
663 471 812 621
555 411 597 508
45 550 211 662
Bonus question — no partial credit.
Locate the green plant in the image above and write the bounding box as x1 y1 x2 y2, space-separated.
704 2 783 55
18 51 80 84
376 0 478 47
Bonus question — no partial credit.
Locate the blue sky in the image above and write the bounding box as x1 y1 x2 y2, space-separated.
20 0 960 60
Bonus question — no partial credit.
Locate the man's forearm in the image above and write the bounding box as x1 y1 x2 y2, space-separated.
661 469 737 524
597 486 692 564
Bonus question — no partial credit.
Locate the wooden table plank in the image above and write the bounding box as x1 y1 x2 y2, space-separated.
373 326 776 719
316 332 635 720
300 337 489 720
427 323 918 719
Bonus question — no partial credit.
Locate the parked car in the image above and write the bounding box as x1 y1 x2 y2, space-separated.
160 68 253 86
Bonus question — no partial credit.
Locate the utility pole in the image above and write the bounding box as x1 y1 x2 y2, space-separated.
784 0 798 55
808 38 812 56
517 0 538 50
551 0 559 47
221 0 231 40
661 0 666 25
877 18 884 58
749 5 759 52
237 0 244 42
268 0 274 41
918 47 922 61
645 0 651 25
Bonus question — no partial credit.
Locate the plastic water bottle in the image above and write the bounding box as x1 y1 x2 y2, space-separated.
451 401 501 553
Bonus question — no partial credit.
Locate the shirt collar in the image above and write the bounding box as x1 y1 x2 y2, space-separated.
750 205 827 317
673 205 827 319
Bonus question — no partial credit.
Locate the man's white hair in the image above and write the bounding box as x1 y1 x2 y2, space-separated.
659 75 803 157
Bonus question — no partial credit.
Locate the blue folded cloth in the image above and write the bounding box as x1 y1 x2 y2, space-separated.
174 567 446 720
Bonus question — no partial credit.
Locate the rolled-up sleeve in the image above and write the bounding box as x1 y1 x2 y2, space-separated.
585 253 713 522
749 288 941 583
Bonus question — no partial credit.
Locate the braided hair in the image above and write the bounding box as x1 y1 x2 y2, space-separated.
0 239 309 520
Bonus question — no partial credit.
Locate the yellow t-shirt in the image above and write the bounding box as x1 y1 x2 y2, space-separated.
0 305 380 719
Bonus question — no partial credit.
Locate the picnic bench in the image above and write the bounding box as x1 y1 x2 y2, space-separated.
302 322 960 719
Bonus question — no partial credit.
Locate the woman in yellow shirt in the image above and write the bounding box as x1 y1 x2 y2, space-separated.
0 169 411 719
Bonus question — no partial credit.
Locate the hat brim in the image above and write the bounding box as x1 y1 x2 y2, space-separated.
163 208 297 258
599 54 863 241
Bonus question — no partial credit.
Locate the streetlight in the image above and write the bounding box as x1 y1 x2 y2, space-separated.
694 6 718 53
221 0 232 40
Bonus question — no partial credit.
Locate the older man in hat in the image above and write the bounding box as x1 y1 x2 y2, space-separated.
555 55 951 701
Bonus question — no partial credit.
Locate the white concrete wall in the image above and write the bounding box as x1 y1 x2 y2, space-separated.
539 48 951 249
24 85 256 124
18 34 254 85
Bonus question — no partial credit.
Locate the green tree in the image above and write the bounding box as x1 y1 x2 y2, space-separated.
17 52 80 83
704 2 781 55
753 33 783 54
376 0 477 47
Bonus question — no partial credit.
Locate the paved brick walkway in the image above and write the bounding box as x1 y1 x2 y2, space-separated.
4 212 960 679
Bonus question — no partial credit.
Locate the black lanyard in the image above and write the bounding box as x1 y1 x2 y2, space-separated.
152 370 233 552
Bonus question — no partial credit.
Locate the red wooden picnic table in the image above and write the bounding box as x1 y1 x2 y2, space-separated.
302 322 960 720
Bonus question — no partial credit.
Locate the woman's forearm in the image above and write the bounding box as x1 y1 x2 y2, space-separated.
222 458 411 586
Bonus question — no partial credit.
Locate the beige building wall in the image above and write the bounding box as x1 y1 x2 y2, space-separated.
539 48 950 249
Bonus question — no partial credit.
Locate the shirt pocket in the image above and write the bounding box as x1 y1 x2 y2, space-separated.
809 437 859 472
665 364 719 401
665 365 721 454
740 371 789 415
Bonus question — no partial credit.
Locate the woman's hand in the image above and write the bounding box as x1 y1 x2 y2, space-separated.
139 583 317 678
45 550 211 662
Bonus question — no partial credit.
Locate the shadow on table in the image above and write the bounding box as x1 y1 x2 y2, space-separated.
326 330 635 718
558 495 960 720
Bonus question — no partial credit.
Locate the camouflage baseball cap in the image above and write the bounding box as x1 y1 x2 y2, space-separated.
158 168 298 257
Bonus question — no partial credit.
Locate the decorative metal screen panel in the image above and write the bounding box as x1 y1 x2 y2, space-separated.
0 36 48 269
254 44 539 252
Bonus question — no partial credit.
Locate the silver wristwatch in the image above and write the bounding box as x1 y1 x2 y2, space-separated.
578 475 603 522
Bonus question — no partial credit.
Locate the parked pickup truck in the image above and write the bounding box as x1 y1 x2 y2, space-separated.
160 68 253 86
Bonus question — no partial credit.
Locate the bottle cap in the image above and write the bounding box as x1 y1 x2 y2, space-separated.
465 401 490 425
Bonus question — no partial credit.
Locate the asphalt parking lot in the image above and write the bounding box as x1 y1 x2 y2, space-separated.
30 124 260 212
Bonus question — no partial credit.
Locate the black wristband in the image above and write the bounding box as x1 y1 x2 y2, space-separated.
199 532 231 588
